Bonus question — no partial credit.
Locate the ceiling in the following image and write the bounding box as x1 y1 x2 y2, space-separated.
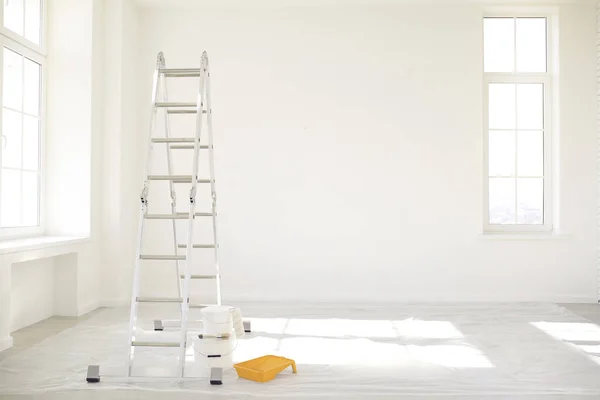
133 0 594 8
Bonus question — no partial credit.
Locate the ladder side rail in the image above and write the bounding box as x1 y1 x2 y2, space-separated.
161 70 183 300
177 54 208 378
203 55 222 306
127 51 164 377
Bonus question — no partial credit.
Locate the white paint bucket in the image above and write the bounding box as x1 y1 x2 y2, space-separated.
193 306 236 375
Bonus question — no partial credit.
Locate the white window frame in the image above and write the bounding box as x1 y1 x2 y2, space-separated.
0 0 46 239
483 13 555 234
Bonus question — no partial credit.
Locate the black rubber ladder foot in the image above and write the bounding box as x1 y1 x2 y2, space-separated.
86 365 100 383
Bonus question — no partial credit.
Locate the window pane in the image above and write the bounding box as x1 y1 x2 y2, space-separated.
484 18 515 73
489 178 516 224
517 130 543 177
22 115 38 170
3 48 23 111
488 130 515 177
517 178 543 224
4 0 24 36
2 108 22 168
23 57 40 116
517 84 543 130
1 168 21 227
516 18 546 73
24 0 41 45
21 170 38 226
489 83 516 129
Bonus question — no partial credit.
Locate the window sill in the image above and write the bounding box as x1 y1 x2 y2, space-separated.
480 233 572 241
0 236 89 255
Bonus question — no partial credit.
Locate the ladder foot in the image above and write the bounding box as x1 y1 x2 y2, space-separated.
153 320 164 331
86 365 100 383
243 320 252 333
210 367 223 385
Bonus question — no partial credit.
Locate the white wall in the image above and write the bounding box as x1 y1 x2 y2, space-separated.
100 0 141 305
10 259 54 332
596 1 600 299
107 1 598 304
8 0 106 333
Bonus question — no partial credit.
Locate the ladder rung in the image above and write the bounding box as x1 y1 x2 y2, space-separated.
155 102 196 108
132 341 181 347
147 175 212 183
177 244 217 249
167 109 207 114
180 274 218 279
136 297 184 303
152 138 196 143
170 145 210 150
140 255 186 260
190 303 213 309
145 212 214 220
159 68 201 77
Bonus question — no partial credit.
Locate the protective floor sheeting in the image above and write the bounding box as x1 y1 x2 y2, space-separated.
1 303 600 399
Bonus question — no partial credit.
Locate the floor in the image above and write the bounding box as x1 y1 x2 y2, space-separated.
0 303 600 399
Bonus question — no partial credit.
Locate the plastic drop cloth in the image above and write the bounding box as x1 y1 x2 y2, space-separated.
1 303 600 399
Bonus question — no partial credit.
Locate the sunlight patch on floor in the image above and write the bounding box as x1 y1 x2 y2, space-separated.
248 317 463 339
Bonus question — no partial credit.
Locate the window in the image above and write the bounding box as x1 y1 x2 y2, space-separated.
0 0 44 237
483 16 552 232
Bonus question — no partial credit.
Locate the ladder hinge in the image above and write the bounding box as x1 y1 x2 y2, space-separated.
171 190 176 207
141 186 149 205
189 186 197 204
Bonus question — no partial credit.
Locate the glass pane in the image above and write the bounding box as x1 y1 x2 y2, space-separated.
3 48 23 111
488 130 515 177
489 83 516 129
0 168 21 227
24 0 41 45
4 0 24 36
21 170 38 226
484 18 515 73
516 18 547 73
517 84 543 130
517 178 543 224
2 108 22 168
22 115 38 170
517 130 543 177
489 178 516 224
23 57 40 115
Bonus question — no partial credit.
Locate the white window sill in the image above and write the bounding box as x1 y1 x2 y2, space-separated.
0 236 89 255
480 233 572 240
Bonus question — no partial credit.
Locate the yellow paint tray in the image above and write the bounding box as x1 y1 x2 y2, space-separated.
234 355 297 383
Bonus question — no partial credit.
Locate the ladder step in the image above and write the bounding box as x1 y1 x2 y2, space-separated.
190 303 213 309
159 68 202 77
131 341 181 347
180 274 218 279
170 145 210 150
156 102 196 108
167 109 207 114
145 212 214 220
178 244 217 249
140 255 186 260
147 175 212 183
151 138 196 143
136 297 184 303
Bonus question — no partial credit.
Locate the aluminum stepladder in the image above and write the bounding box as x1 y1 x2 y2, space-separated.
127 50 220 379
86 51 250 383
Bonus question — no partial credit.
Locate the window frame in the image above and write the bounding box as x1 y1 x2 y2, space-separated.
482 13 554 234
0 0 45 239
0 0 47 56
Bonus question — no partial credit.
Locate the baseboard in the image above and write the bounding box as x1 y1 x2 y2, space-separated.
77 300 101 317
223 294 599 305
101 298 129 308
0 336 13 352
